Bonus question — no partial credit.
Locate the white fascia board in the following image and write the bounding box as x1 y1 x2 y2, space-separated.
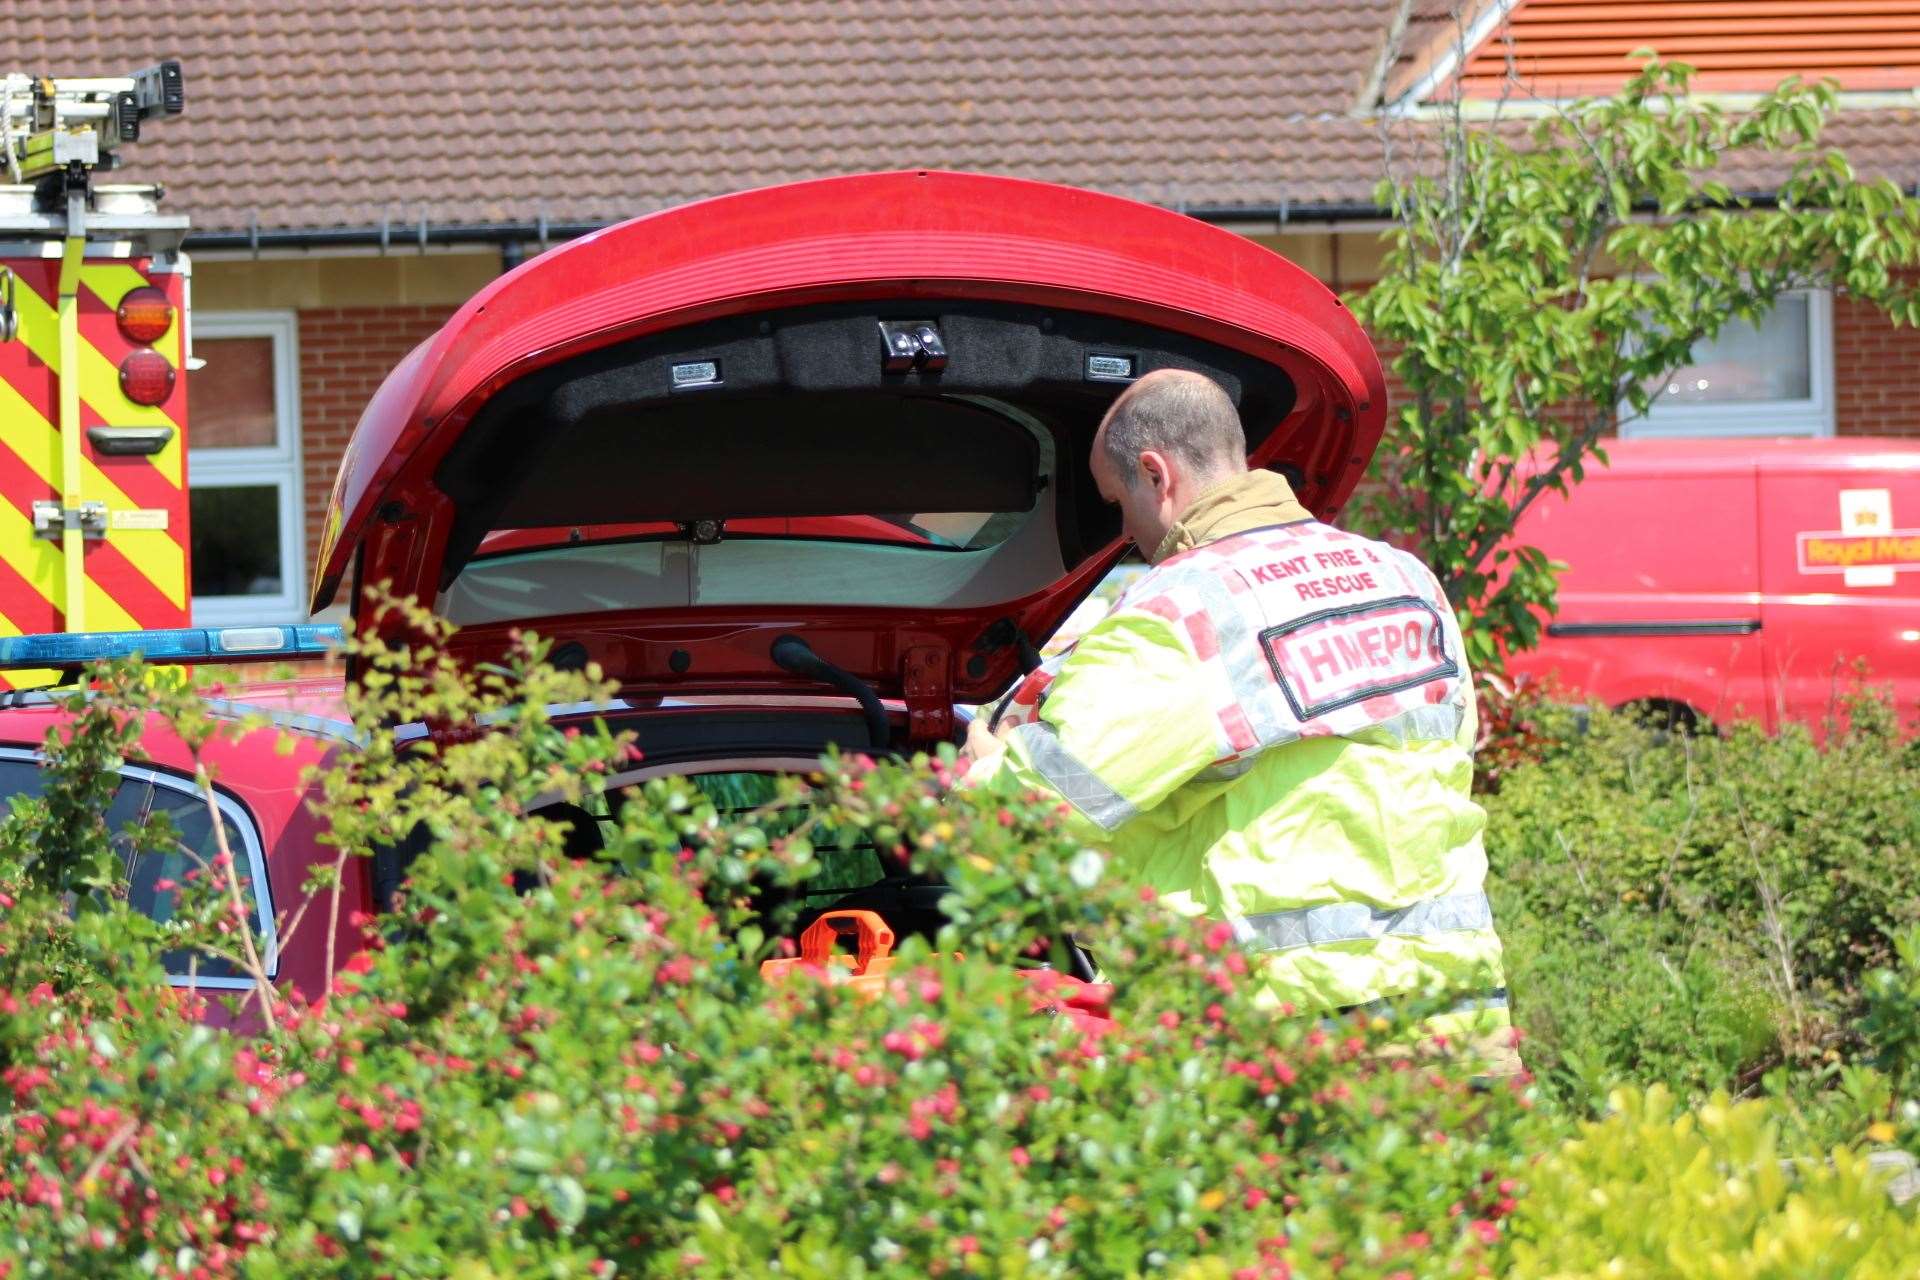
187 242 504 262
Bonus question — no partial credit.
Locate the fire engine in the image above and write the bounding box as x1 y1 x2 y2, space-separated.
0 62 192 688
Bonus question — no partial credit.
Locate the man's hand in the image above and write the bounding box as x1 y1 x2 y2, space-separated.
960 713 1014 773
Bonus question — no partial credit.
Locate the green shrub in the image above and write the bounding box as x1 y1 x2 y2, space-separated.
1486 688 1920 1106
1496 902 1778 1106
1469 671 1583 796
0 616 1913 1276
1508 1086 1920 1278
1863 926 1920 1099
0 617 1546 1278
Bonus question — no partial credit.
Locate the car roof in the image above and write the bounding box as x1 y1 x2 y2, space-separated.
0 675 355 755
1577 436 1920 478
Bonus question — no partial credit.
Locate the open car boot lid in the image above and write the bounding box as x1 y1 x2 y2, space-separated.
314 170 1387 713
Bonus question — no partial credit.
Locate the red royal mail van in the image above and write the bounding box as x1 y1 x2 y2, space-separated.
1503 436 1920 733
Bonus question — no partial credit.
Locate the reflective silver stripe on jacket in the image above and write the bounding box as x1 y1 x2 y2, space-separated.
1232 890 1493 953
1194 698 1463 785
1179 567 1292 744
1009 720 1138 832
1363 703 1465 747
1195 756 1259 784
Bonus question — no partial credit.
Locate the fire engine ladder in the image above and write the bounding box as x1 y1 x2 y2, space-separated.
0 63 185 630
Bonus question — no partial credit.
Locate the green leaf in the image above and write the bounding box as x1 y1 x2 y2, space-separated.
543 1175 588 1228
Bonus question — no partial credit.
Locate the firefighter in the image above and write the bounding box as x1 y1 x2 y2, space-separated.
962 369 1515 1068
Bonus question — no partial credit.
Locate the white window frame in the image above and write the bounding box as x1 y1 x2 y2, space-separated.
189 311 306 625
1621 289 1835 440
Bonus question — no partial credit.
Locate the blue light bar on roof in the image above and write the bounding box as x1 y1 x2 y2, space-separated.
0 625 344 671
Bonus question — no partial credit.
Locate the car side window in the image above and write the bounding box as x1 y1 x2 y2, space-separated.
136 785 260 979
107 780 150 832
0 758 149 838
0 758 43 804
0 754 273 984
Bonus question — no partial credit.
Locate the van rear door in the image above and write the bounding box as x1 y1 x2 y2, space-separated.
1756 442 1920 730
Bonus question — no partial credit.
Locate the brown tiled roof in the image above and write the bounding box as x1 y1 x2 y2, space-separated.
14 0 1408 232
18 2 1920 236
1380 0 1485 105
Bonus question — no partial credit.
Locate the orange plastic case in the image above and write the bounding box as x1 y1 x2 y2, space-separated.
761 909 1120 1038
759 910 899 995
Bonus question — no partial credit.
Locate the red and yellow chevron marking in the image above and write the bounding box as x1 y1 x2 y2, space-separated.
0 255 190 689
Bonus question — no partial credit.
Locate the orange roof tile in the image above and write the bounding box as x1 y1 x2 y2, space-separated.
1451 0 1920 99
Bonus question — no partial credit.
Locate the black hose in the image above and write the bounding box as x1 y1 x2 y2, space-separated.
987 625 1044 732
770 634 889 752
1015 632 1043 674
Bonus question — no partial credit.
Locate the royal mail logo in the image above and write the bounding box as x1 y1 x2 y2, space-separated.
1260 595 1458 720
1797 488 1916 584
1797 531 1920 574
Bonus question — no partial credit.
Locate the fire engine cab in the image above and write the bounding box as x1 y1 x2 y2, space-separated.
0 62 192 687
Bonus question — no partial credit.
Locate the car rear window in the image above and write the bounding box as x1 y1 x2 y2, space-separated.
433 391 1072 627
0 756 274 985
438 502 1065 626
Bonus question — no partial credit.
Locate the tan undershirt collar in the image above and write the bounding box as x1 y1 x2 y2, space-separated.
1151 468 1314 564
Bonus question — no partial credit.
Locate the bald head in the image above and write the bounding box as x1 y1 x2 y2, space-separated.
1090 370 1249 559
1098 369 1247 491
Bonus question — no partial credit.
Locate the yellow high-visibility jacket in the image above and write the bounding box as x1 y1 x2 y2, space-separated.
970 470 1508 1040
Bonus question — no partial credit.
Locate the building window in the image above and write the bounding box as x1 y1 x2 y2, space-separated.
189 313 304 624
1623 291 1834 439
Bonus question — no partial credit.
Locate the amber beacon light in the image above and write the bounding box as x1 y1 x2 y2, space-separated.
115 284 175 343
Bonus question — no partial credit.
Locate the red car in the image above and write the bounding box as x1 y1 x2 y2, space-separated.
0 170 1384 1012
1503 436 1920 732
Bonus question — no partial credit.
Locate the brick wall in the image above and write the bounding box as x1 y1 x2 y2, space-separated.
1833 288 1920 438
297 306 456 567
